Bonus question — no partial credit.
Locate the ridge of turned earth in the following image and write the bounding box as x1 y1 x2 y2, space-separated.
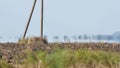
0 41 120 64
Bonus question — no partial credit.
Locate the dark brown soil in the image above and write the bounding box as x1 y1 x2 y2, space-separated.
0 42 120 64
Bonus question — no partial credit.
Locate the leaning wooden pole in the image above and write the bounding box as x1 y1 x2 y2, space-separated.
41 0 44 38
23 0 37 39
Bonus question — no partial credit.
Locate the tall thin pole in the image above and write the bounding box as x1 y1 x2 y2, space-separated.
23 0 37 39
41 0 44 38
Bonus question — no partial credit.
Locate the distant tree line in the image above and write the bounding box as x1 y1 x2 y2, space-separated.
51 32 120 42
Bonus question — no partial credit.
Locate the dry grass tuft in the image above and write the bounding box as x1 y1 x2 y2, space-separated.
18 37 48 44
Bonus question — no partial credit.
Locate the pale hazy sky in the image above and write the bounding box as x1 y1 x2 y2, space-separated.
0 0 120 42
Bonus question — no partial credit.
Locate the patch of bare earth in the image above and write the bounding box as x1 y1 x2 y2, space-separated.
0 37 120 68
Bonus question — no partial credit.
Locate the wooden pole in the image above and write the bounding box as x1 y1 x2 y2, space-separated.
23 0 37 39
41 0 44 38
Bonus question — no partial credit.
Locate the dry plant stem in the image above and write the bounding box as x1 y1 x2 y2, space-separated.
23 0 37 39
41 0 44 38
